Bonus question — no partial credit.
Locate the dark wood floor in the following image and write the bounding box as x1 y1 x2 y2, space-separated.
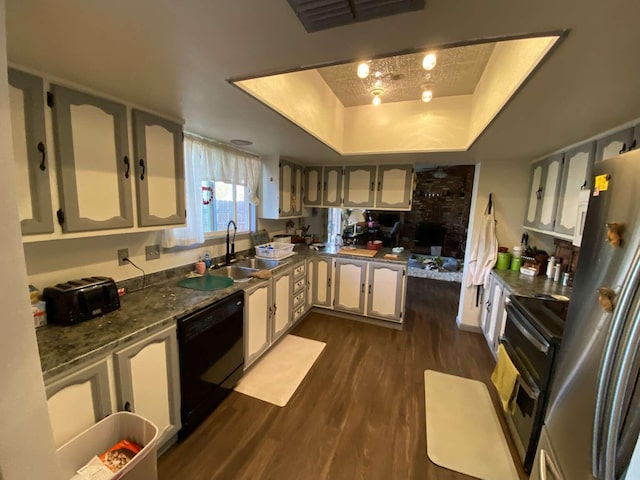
159 277 527 480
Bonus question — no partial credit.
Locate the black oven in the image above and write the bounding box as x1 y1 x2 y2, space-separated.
502 295 568 473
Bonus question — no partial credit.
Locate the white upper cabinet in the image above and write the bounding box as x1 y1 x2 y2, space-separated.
8 69 53 235
303 166 322 206
375 165 413 210
132 110 186 227
523 154 562 231
555 142 595 236
50 84 133 232
596 127 636 161
292 164 304 216
259 155 304 219
344 165 376 207
323 166 343 207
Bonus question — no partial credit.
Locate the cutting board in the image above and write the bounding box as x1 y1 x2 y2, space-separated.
337 248 379 258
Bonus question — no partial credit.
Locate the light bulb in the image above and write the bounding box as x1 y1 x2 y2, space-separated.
372 95 381 107
422 52 437 71
357 62 369 79
422 89 433 103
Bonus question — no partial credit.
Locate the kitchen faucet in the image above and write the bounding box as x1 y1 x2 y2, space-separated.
226 220 237 265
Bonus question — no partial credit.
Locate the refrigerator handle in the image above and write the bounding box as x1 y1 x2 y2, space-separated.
593 245 640 477
601 294 640 479
540 449 562 480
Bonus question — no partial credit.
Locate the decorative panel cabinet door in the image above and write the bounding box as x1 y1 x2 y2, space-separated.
334 259 366 314
304 166 322 206
278 159 294 217
366 263 404 322
524 160 545 228
132 110 185 226
323 166 343 207
595 127 635 162
555 142 595 236
375 165 413 210
114 326 181 450
292 164 304 216
344 165 376 207
46 359 112 448
538 154 563 230
50 85 133 232
306 258 314 312
272 269 293 342
313 257 332 307
245 282 272 367
8 69 53 234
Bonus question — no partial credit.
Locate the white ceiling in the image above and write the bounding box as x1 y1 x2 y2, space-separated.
6 0 640 167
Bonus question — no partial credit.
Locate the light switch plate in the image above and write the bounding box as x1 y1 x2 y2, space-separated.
145 244 161 260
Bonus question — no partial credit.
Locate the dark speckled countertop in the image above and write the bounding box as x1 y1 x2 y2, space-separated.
37 245 407 382
491 269 573 298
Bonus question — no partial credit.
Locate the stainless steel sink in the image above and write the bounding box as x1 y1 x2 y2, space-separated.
209 266 258 282
235 258 280 270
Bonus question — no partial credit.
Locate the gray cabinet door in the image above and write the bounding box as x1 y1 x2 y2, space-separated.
323 166 343 207
113 326 181 450
304 166 323 206
375 165 413 210
334 259 366 314
292 164 304 216
8 69 53 234
132 109 186 226
278 159 295 217
596 127 635 162
50 84 133 232
523 154 562 231
344 165 376 207
555 142 595 236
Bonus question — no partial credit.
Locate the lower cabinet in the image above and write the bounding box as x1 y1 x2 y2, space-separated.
305 258 314 313
45 324 181 452
366 263 406 322
46 358 112 448
481 273 511 358
312 256 333 307
113 325 181 450
333 258 366 314
244 266 294 368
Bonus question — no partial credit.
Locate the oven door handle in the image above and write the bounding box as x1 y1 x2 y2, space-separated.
501 338 541 399
506 305 550 353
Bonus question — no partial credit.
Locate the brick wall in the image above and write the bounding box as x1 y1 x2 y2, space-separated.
402 166 475 258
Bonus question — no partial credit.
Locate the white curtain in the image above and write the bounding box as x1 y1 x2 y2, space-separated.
162 134 261 248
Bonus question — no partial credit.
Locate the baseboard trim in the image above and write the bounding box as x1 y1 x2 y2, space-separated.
456 316 482 333
308 307 403 330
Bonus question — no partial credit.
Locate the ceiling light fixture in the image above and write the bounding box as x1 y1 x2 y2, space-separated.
230 139 253 146
432 166 448 179
371 88 383 106
357 62 370 79
422 52 437 71
421 84 435 103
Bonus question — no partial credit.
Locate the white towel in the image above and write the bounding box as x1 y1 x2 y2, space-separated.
466 201 498 289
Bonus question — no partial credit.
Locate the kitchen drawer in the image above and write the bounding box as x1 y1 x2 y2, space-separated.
293 277 305 293
292 262 306 279
293 290 305 308
293 303 305 321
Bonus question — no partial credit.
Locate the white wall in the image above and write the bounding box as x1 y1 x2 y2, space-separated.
0 1 63 476
457 157 554 329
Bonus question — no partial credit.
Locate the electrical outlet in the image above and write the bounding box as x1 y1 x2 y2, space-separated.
117 248 129 266
145 244 161 260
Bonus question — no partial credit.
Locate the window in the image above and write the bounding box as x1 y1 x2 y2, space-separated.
201 181 254 234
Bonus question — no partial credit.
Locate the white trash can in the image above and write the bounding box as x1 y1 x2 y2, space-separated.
57 412 159 480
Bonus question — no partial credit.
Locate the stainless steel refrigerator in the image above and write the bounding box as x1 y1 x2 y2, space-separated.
531 148 640 479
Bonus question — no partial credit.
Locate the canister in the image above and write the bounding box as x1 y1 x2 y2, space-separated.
496 252 512 270
510 256 523 271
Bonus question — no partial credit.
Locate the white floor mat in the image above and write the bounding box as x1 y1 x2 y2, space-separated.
235 335 326 407
424 370 519 480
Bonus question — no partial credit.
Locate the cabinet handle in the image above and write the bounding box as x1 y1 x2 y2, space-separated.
536 187 543 200
581 180 588 190
273 304 277 314
619 143 628 154
324 181 327 192
629 139 637 151
123 401 132 412
123 155 130 179
37 142 46 171
361 283 365 294
328 277 331 288
371 181 374 192
139 159 146 181
377 181 381 192
368 284 372 294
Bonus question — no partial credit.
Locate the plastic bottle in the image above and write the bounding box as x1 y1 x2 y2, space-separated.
546 256 556 278
204 252 211 269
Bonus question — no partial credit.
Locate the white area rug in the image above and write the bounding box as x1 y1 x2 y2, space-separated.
424 370 519 480
235 335 326 407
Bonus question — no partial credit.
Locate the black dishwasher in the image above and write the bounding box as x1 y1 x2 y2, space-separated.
177 290 244 438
